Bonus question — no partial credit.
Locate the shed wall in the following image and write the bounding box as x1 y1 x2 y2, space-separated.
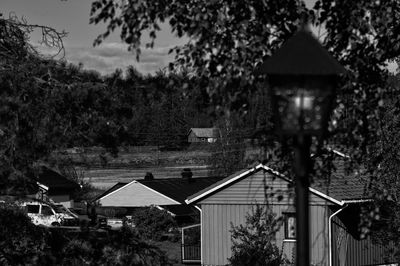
188 131 201 143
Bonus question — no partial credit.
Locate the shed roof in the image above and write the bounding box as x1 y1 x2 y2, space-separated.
189 128 219 138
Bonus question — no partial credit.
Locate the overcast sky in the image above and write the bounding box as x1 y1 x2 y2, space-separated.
2 0 187 76
2 0 397 76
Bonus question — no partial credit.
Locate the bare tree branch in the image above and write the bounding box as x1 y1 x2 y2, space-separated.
0 12 68 59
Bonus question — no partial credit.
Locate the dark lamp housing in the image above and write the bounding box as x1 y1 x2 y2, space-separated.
256 29 346 137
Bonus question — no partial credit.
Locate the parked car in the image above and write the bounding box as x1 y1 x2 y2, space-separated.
20 200 62 227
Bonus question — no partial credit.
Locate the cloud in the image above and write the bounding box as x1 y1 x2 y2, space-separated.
37 42 175 76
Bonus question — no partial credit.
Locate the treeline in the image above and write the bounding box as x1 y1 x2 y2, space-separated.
2 50 273 152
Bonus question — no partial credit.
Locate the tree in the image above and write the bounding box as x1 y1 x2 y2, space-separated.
0 13 127 193
229 204 288 266
0 13 68 194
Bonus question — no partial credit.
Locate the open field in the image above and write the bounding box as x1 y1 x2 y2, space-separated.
62 145 263 189
80 165 210 189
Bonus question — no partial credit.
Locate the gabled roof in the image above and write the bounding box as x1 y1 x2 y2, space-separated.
189 128 219 138
95 176 224 206
93 182 127 202
136 176 224 204
37 166 80 192
311 160 370 203
186 159 370 206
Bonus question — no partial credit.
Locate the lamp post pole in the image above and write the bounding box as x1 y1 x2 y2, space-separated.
293 134 311 266
255 28 346 266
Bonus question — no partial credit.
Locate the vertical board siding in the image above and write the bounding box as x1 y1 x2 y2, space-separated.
199 167 335 266
309 205 329 265
332 215 393 266
202 204 248 266
201 204 330 266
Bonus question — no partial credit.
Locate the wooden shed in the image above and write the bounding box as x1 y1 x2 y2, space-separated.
185 160 394 266
188 128 219 143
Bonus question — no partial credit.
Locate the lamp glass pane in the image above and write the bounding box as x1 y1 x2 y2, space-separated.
274 86 332 134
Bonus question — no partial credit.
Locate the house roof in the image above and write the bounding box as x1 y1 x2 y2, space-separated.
189 128 219 138
136 176 224 204
95 176 224 206
311 161 370 203
93 182 128 202
37 166 80 192
186 158 370 206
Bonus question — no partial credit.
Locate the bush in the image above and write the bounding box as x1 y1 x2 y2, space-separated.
97 227 171 266
0 202 54 265
61 239 93 265
131 206 178 241
228 204 288 266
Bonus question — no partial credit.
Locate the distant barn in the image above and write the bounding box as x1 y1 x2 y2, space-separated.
188 128 219 143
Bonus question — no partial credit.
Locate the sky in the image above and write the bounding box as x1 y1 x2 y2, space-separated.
2 0 397 76
2 0 187 76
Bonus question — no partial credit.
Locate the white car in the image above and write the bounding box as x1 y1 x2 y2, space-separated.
20 201 63 227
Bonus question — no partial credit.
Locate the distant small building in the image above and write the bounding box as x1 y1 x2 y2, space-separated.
188 128 219 143
36 166 80 208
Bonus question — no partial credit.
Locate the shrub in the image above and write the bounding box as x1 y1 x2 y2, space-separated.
61 239 93 265
228 204 288 266
131 206 178 241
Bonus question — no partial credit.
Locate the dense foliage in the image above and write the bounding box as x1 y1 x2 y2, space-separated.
0 203 53 265
229 205 288 266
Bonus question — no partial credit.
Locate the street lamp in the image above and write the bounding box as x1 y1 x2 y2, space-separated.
256 29 345 266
